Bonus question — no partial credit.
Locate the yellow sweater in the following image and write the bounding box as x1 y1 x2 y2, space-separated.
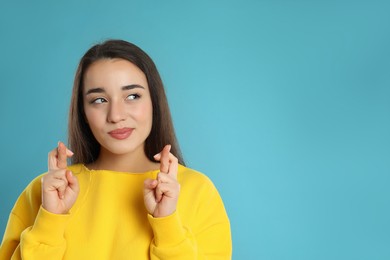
0 164 232 259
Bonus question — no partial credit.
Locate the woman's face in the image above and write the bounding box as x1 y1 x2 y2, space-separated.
83 58 153 159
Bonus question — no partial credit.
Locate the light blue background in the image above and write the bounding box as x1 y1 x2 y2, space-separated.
1 0 389 259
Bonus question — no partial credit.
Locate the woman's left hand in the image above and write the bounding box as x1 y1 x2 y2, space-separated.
143 145 180 218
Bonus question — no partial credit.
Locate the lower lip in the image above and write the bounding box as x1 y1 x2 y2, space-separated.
108 129 133 140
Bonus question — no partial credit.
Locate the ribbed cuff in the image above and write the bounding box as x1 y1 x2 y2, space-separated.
29 206 71 246
147 211 186 247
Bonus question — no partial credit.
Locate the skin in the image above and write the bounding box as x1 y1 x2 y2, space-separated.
144 144 180 217
41 142 79 214
41 58 180 217
83 59 155 172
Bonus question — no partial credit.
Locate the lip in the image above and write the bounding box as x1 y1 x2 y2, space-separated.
108 128 134 140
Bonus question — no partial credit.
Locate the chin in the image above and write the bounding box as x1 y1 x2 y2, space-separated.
103 143 145 157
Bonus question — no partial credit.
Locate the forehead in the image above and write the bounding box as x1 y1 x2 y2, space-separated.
83 58 148 90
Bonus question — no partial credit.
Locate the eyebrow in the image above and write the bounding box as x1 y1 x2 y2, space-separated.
85 84 145 95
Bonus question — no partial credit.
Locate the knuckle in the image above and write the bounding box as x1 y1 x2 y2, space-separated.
49 148 57 156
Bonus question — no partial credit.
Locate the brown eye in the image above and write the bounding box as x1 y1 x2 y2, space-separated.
126 94 140 100
91 98 107 104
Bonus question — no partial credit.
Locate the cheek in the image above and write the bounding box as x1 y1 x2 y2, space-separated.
84 109 103 128
133 100 153 124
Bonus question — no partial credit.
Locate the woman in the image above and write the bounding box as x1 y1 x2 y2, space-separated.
0 40 232 259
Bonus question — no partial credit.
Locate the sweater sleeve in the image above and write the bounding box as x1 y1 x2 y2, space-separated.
0 206 70 260
19 206 70 259
147 175 232 260
0 175 71 260
0 211 24 259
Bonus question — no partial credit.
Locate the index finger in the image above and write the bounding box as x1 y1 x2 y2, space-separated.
48 148 59 171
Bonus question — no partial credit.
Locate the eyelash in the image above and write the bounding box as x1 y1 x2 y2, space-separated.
90 98 107 104
126 93 141 100
90 94 141 104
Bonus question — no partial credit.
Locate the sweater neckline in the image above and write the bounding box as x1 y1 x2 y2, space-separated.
81 164 160 176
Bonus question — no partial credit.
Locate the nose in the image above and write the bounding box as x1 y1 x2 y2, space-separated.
107 100 126 123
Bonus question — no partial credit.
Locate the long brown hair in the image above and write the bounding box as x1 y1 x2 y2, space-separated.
68 39 185 166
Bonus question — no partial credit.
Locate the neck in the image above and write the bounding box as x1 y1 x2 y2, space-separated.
88 149 159 173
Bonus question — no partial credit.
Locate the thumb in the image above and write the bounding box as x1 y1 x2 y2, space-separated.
66 171 79 193
144 179 158 191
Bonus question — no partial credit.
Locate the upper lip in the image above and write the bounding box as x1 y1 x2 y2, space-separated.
108 128 133 134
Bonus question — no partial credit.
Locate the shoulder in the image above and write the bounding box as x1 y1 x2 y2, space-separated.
23 164 84 192
20 164 85 202
177 165 219 193
177 165 211 182
23 172 45 197
176 165 227 216
67 163 85 174
12 164 86 217
10 171 46 225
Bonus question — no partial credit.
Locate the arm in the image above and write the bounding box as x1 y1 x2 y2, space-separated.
0 192 71 259
148 179 231 260
0 142 79 259
143 146 232 259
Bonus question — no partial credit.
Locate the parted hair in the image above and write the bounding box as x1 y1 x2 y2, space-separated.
68 39 185 166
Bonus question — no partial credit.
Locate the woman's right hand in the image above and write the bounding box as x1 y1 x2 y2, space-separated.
41 142 80 214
